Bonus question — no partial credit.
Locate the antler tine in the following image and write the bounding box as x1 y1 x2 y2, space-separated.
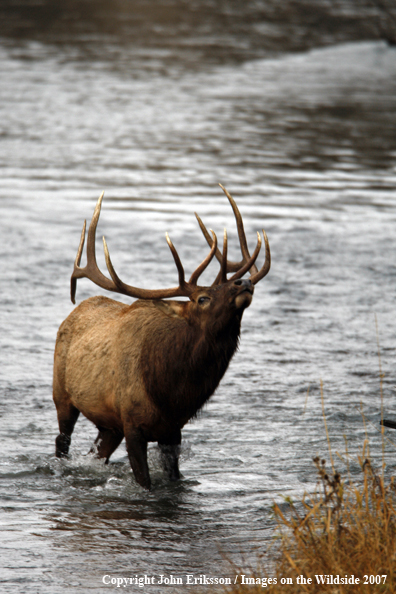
71 192 117 304
220 228 228 284
195 211 242 274
196 185 263 278
87 191 103 264
104 229 221 299
189 230 218 286
219 184 259 276
194 212 226 266
229 231 262 282
70 219 86 303
249 229 271 284
211 227 228 286
212 230 262 286
165 232 187 290
103 232 201 299
102 236 148 297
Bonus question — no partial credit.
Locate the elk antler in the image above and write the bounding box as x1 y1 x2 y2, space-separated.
70 192 218 304
195 184 271 285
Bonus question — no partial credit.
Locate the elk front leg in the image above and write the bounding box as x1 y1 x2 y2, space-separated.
124 426 151 490
158 428 181 481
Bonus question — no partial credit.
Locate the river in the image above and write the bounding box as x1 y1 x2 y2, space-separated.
0 2 396 592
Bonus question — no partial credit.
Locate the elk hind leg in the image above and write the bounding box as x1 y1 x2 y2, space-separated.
55 403 80 458
158 429 181 481
90 428 124 463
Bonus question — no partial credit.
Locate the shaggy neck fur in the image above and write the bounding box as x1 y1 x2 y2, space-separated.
141 310 242 424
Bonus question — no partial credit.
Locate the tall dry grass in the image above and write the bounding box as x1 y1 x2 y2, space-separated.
225 439 396 593
271 447 395 592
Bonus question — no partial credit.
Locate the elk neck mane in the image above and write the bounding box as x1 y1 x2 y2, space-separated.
139 299 242 423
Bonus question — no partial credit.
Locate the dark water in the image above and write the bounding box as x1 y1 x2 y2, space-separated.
1 2 396 593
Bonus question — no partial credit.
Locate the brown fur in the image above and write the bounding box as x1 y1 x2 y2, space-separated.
53 281 253 489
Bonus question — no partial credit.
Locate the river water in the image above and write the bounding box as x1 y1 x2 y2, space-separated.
0 2 396 593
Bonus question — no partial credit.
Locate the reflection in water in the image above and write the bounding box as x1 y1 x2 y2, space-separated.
0 3 396 593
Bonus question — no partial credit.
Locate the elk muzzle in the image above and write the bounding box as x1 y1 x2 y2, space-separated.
233 278 254 309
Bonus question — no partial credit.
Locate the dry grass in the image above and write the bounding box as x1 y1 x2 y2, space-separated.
224 434 396 593
273 449 396 592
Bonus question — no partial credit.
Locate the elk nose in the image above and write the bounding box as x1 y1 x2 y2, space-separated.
233 278 252 288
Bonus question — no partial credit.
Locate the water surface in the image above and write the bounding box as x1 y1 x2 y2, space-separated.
0 5 396 593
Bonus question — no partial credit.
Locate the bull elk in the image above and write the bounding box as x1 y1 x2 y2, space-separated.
53 185 270 490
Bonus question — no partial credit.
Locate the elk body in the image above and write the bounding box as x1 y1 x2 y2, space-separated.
53 186 270 489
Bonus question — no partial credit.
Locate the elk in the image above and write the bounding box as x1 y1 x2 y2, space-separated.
53 185 270 490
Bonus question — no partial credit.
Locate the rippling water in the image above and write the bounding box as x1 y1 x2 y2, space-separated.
1 4 396 592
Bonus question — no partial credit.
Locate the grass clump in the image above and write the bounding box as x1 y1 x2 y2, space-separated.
271 448 396 592
227 441 396 593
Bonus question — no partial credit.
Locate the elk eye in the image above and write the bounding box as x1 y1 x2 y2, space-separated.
198 296 210 305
